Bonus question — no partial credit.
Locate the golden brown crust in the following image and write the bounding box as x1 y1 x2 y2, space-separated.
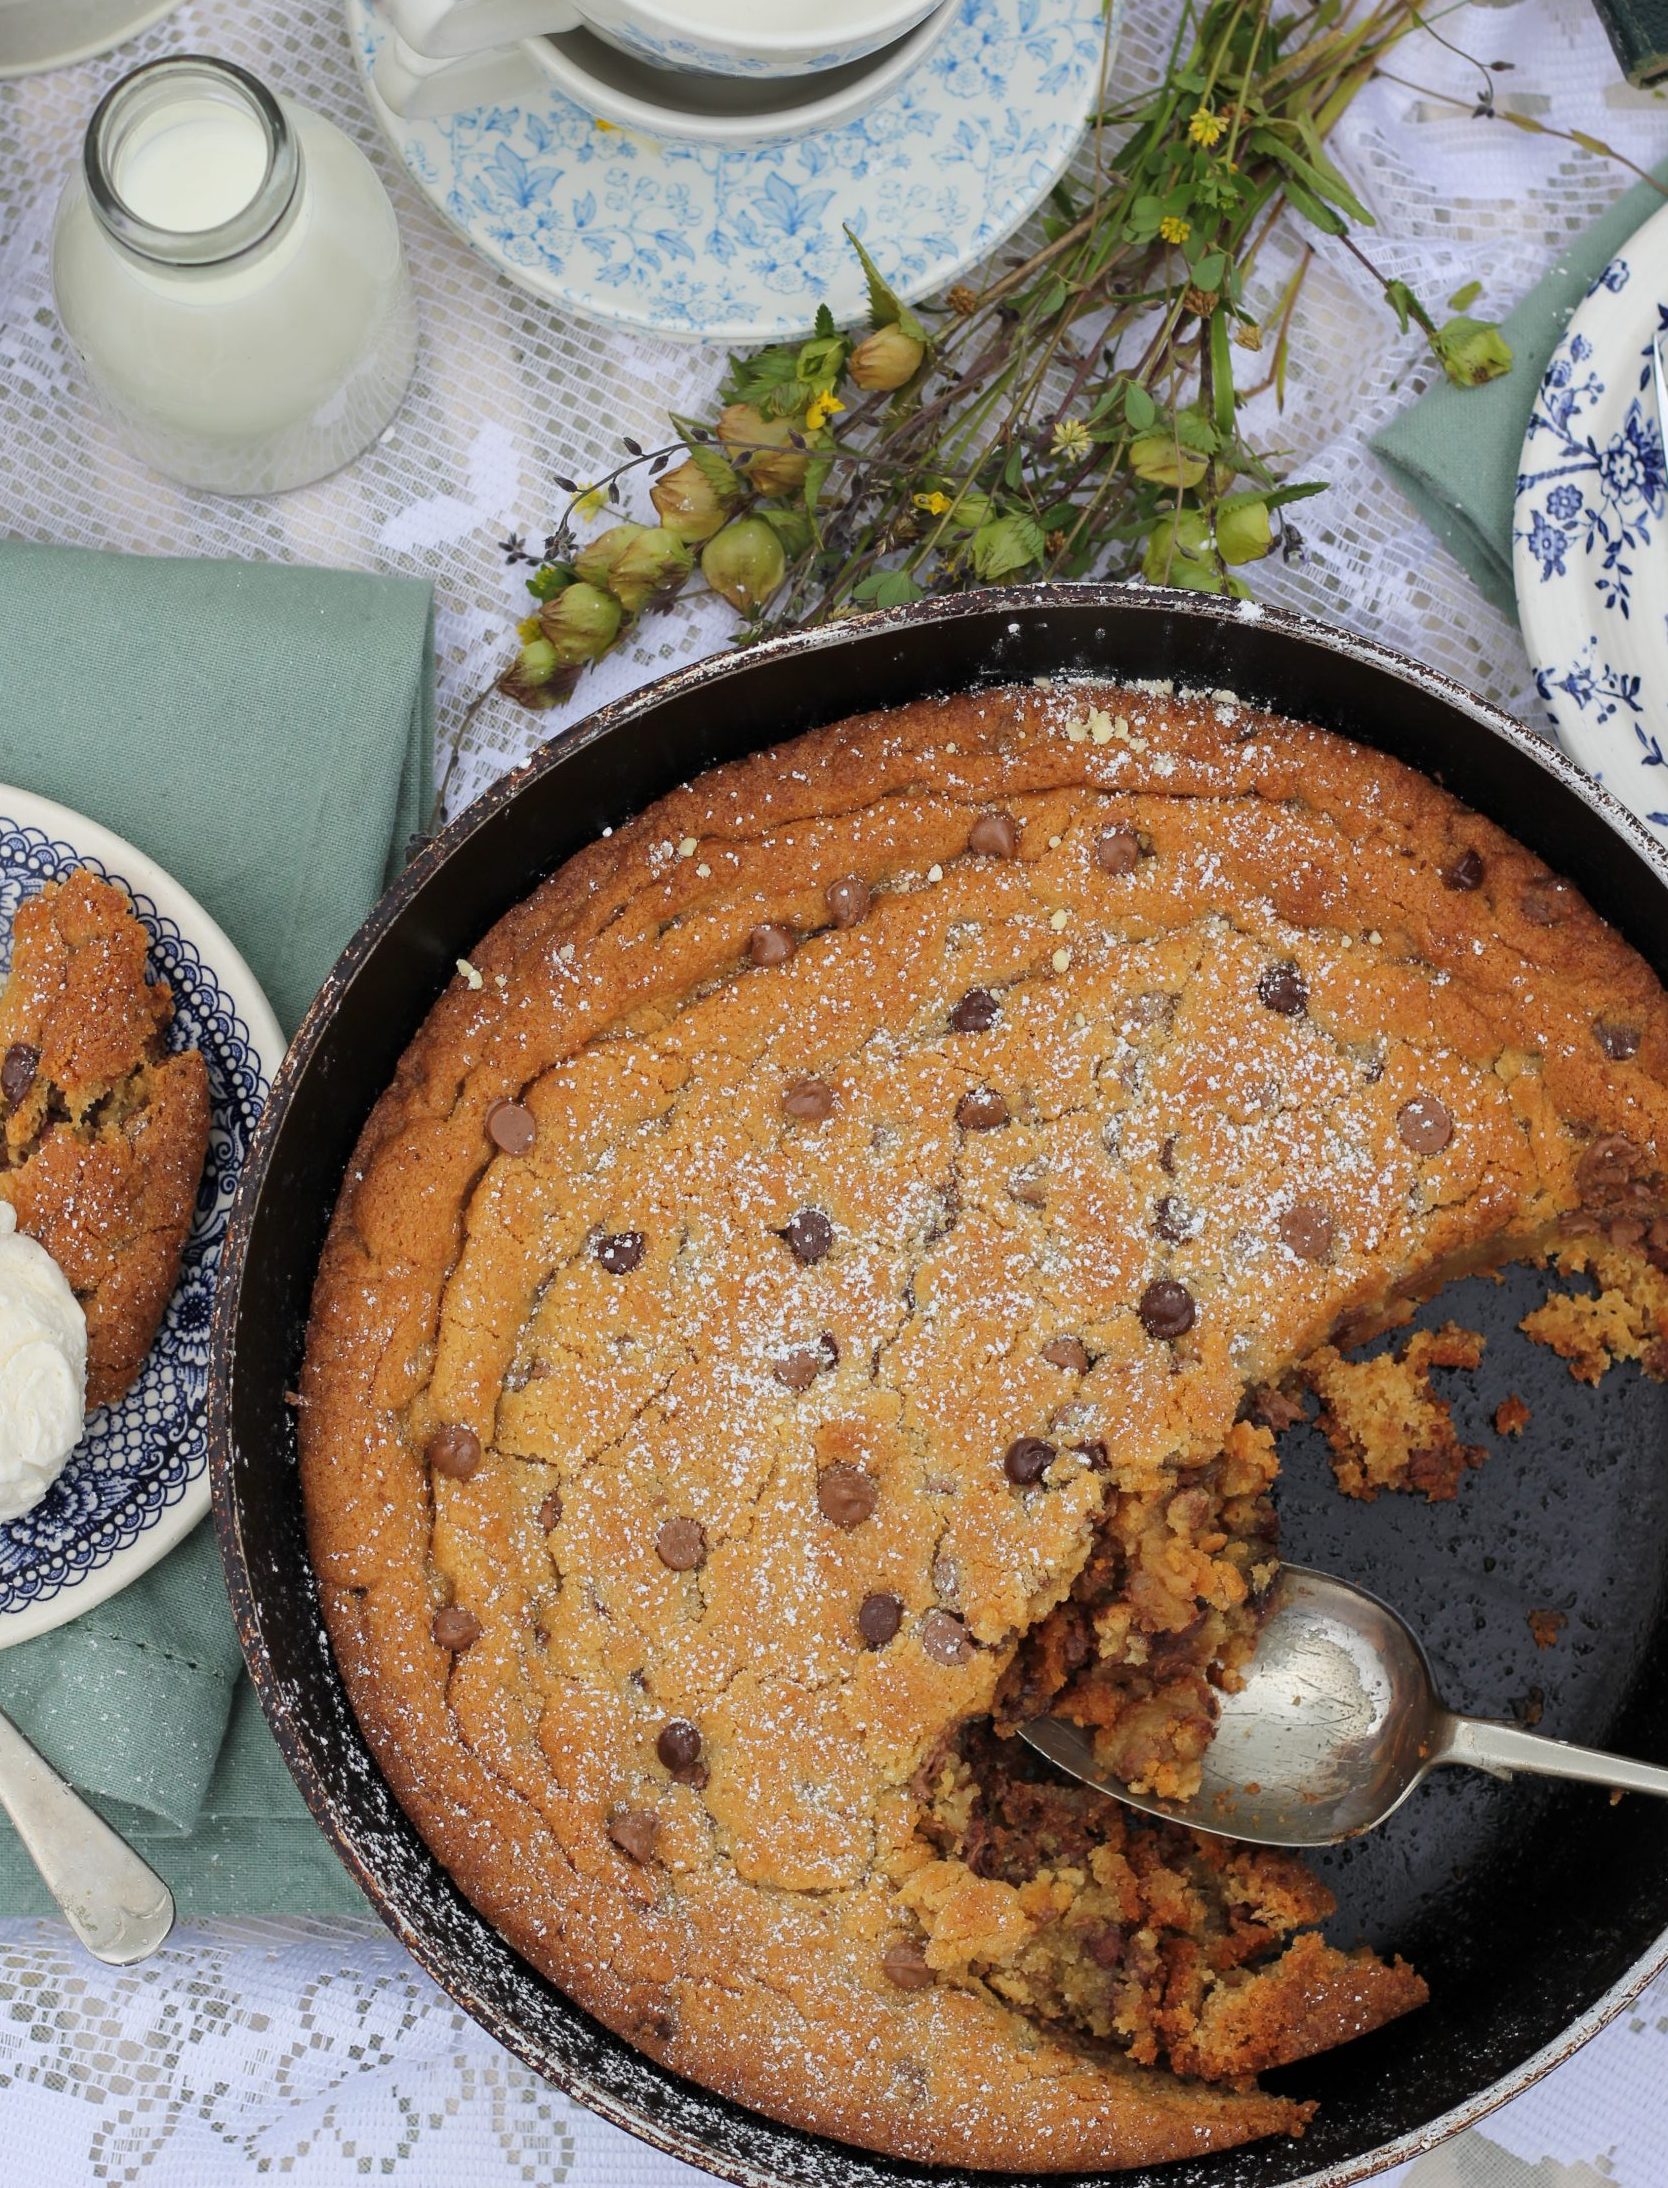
0 870 210 1407
300 681 1668 2170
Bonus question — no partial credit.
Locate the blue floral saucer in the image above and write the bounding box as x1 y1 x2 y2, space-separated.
348 0 1118 342
1514 203 1668 847
0 791 280 1649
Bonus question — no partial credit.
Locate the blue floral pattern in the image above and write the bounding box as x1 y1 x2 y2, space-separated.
352 0 1115 340
1513 226 1668 852
0 823 268 1623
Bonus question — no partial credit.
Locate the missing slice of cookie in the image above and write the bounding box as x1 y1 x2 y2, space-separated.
0 869 210 1408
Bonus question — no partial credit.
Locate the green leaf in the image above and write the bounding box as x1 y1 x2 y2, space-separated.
802 451 835 513
525 564 572 601
1124 382 1157 431
813 302 836 340
1446 279 1482 312
842 225 926 341
683 439 742 499
1173 407 1219 455
719 347 800 407
1278 174 1346 236
1209 309 1235 440
853 570 927 608
1192 251 1226 291
759 504 813 554
969 512 1045 580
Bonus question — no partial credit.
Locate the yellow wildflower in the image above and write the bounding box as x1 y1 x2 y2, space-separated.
1158 214 1191 245
1051 417 1090 460
913 490 952 516
573 485 607 518
1188 106 1225 148
805 389 846 431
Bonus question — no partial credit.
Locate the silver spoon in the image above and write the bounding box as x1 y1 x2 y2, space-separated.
0 1702 174 1962
1021 1562 1668 1848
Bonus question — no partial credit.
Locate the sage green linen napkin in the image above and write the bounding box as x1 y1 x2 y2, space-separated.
0 537 434 1918
1372 160 1668 616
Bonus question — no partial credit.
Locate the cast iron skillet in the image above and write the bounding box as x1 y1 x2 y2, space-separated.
209 586 1668 2187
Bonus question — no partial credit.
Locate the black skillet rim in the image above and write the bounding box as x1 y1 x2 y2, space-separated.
208 582 1668 2188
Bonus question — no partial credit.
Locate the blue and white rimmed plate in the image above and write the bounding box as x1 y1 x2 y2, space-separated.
1514 199 1668 847
348 0 1118 342
0 791 280 1649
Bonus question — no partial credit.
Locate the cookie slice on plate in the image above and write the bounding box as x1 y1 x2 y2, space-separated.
0 869 210 1408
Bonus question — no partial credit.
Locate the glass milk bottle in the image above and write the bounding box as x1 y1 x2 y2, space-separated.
52 54 418 495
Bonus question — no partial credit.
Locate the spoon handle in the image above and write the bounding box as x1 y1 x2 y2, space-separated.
0 1704 175 1964
1434 1711 1668 1801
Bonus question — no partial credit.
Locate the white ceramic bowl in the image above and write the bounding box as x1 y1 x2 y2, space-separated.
0 0 180 78
374 0 957 145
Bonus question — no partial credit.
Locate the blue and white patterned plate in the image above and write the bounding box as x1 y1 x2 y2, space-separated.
0 791 280 1650
1514 201 1668 847
348 0 1118 341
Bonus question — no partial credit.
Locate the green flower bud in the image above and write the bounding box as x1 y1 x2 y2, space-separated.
717 403 808 496
1216 498 1273 566
1129 434 1208 489
573 522 646 592
848 325 926 392
499 635 568 710
701 516 787 613
538 581 623 665
651 458 738 543
1432 313 1513 389
1141 509 1225 591
607 525 694 614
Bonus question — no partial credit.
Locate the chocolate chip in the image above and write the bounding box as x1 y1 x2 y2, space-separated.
1003 1436 1055 1485
1443 847 1485 892
432 1605 480 1651
1257 960 1308 1017
1153 1194 1191 1243
882 1939 934 1990
1279 1199 1334 1262
825 876 870 928
783 1076 835 1120
1521 876 1574 926
1041 1336 1088 1372
1008 1166 1047 1206
597 1230 646 1274
817 1463 877 1529
1158 1135 1177 1175
537 1490 562 1532
1596 1021 1642 1061
1138 1279 1195 1340
1087 1922 1126 1969
656 1516 706 1570
1095 827 1141 876
656 1719 702 1772
956 1087 1009 1130
773 1348 822 1391
1578 1131 1654 1213
486 1098 536 1154
1397 1096 1453 1155
968 811 1018 858
0 1043 39 1108
748 923 796 966
781 1207 834 1264
949 987 1000 1034
858 1591 903 1647
921 1610 973 1665
426 1424 482 1480
608 1809 660 1864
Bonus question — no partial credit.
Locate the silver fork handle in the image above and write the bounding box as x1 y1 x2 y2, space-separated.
1433 1711 1668 1800
0 1704 175 1963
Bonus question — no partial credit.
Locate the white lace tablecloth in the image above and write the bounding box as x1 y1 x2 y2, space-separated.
3 0 1668 2180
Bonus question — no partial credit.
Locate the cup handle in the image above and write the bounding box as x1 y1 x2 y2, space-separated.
384 0 581 60
372 28 550 117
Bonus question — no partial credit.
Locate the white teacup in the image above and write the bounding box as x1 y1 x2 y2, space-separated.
385 0 942 80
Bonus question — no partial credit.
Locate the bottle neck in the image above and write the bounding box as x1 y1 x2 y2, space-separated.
83 54 301 273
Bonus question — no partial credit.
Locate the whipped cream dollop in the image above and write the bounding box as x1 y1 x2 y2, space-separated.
0 1202 87 1522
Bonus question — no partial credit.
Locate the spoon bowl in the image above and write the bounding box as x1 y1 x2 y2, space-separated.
1021 1563 1668 1848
